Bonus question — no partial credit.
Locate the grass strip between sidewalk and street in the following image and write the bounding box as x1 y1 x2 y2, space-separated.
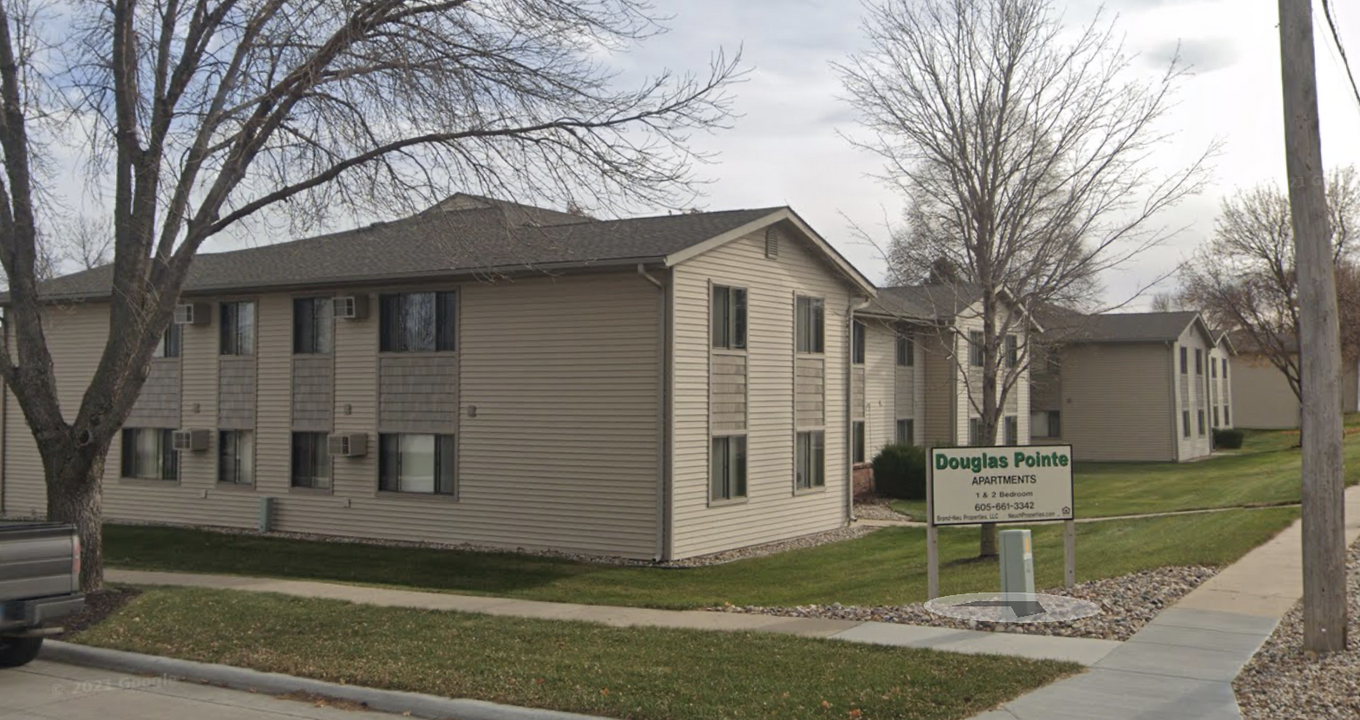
105 506 1298 609
74 586 1079 720
890 423 1360 521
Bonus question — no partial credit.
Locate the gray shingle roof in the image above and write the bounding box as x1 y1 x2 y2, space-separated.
869 283 985 321
1049 311 1202 343
32 195 784 300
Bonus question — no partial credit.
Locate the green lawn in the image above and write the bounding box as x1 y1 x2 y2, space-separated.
74 587 1078 720
889 423 1360 522
105 506 1296 609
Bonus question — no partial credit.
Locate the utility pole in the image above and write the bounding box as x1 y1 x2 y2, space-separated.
1278 0 1348 653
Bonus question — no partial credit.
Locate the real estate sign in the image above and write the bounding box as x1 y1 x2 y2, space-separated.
929 445 1075 526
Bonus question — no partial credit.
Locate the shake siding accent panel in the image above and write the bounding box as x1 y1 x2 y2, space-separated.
378 355 458 433
851 367 866 420
217 356 256 429
291 356 334 431
125 359 181 428
1061 343 1175 462
795 358 825 427
671 227 855 559
711 353 747 432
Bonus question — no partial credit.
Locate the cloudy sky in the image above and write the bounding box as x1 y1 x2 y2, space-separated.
609 0 1360 307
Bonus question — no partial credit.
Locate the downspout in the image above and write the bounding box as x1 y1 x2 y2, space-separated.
846 296 872 524
638 265 670 561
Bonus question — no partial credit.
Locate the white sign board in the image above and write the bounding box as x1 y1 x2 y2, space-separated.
929 445 1074 526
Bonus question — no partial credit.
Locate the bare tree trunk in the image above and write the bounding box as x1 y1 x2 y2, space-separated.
979 288 1000 559
1279 0 1347 654
42 446 105 594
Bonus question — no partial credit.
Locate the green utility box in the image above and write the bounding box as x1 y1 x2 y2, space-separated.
999 529 1035 594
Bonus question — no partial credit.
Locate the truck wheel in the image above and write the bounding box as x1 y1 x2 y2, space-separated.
0 637 43 668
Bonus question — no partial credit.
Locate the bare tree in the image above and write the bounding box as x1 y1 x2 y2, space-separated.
0 0 739 591
1149 292 1184 313
1181 167 1360 403
56 215 113 271
836 0 1212 556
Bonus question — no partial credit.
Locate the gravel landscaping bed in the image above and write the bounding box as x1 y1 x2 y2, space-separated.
853 499 910 521
711 565 1217 640
115 520 880 568
1235 539 1360 720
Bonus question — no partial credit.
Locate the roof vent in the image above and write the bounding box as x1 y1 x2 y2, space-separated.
765 228 779 259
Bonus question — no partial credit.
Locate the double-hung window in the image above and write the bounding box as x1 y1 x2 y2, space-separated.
380 292 456 352
1182 410 1191 438
291 432 331 489
969 331 984 367
152 324 182 358
710 436 747 501
379 433 456 495
968 418 984 446
1031 410 1061 438
1214 406 1221 427
1195 349 1203 375
1180 347 1188 374
293 297 334 354
852 321 866 364
1197 409 1206 436
219 430 254 485
852 421 866 463
795 296 824 353
895 325 914 366
794 430 825 489
711 286 747 350
120 428 177 480
896 419 915 445
1005 335 1018 368
220 301 256 355
1004 416 1018 445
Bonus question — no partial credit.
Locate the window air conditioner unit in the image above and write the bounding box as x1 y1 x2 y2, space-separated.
332 295 369 320
173 303 210 326
171 429 209 452
328 433 368 458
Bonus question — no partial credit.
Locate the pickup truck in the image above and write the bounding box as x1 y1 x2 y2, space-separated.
0 522 85 667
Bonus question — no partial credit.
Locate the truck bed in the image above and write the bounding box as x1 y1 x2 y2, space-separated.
0 522 80 604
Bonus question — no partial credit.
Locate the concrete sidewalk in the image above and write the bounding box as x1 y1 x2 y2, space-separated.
105 568 1118 666
969 484 1360 720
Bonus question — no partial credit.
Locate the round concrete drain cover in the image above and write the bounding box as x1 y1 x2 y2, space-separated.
924 593 1102 624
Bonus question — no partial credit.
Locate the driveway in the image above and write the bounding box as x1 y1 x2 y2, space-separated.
1 659 400 720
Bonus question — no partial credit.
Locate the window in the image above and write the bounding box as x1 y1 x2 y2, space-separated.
1004 415 1018 445
380 292 456 352
152 324 182 358
293 297 333 354
1047 350 1062 375
1211 359 1218 378
1180 347 1188 374
1214 406 1221 427
1198 410 1206 436
1032 410 1062 438
895 325 914 367
218 430 254 485
291 432 331 489
896 418 915 445
852 421 866 463
795 296 824 353
969 331 984 367
711 286 748 350
1223 358 1229 379
1195 349 1203 375
1005 335 1018 369
795 430 825 489
120 428 177 480
220 301 256 355
968 417 983 446
379 433 456 494
710 436 747 501
1182 410 1191 438
852 321 866 365
1224 405 1231 425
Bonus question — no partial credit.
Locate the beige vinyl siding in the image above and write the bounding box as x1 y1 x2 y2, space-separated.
1345 360 1359 414
1173 327 1212 461
1060 343 1175 462
920 330 957 446
671 225 856 559
861 320 897 454
711 353 748 432
1231 352 1302 429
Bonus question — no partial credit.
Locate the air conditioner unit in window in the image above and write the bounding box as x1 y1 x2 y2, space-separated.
173 303 210 326
327 433 368 458
171 429 209 452
332 295 369 320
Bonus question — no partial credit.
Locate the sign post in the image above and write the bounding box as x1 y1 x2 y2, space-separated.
926 445 1076 596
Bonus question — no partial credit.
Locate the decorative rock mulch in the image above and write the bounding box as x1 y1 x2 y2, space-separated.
1234 540 1360 720
852 499 911 522
710 565 1218 641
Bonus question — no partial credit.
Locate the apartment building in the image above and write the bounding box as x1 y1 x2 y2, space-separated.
0 195 877 561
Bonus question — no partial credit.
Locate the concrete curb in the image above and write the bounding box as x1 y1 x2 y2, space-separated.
41 640 614 720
